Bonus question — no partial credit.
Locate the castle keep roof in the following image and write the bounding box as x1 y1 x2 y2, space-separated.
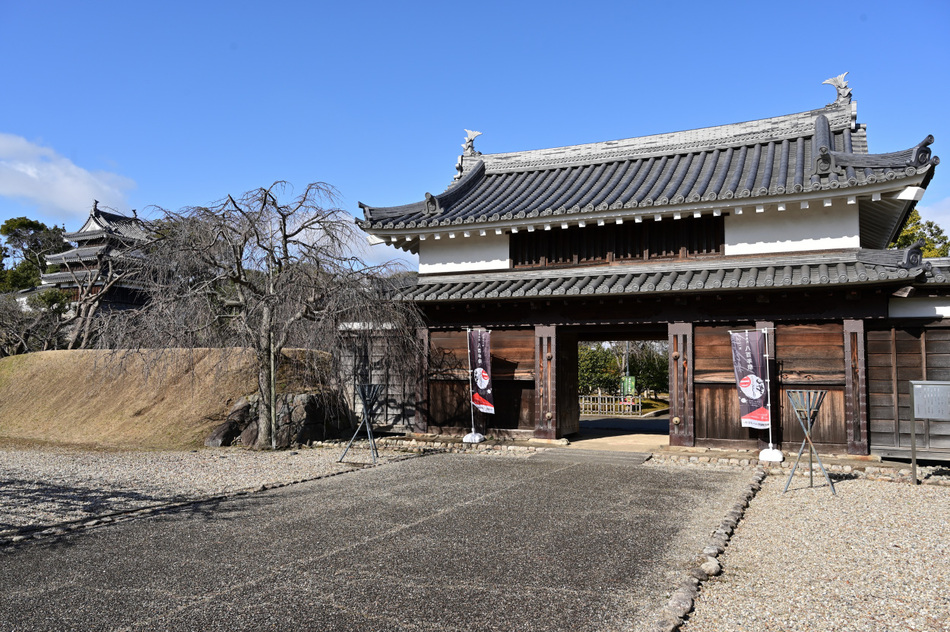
45 203 149 268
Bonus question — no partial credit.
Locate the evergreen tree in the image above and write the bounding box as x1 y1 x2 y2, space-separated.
891 209 949 257
0 217 67 291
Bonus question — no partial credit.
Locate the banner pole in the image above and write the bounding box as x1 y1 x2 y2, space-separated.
463 329 486 444
466 328 476 436
759 326 784 463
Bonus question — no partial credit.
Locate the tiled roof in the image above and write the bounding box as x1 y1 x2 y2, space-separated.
45 245 109 264
402 251 949 303
359 97 938 251
65 206 151 243
40 270 98 284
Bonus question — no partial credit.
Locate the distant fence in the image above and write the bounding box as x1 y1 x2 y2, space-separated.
579 394 642 417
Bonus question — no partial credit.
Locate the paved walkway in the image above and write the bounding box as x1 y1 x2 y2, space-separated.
568 416 671 452
1 451 751 631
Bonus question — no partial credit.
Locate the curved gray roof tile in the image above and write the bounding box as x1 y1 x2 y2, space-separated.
402 252 949 303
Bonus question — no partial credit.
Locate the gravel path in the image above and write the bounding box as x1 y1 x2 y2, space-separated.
682 473 950 632
0 444 408 531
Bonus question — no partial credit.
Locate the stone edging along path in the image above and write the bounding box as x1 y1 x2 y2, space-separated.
649 467 767 632
649 451 950 486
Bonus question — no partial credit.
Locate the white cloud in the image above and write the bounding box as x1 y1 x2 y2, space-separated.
917 196 950 229
0 133 136 223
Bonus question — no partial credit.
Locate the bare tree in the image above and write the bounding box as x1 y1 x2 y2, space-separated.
609 340 669 397
101 182 423 449
61 249 144 350
0 289 70 357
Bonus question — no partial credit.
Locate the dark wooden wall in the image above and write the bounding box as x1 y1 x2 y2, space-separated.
691 322 848 451
556 331 579 437
426 329 536 435
867 324 950 457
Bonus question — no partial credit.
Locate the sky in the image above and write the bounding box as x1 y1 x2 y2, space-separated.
2 0 949 269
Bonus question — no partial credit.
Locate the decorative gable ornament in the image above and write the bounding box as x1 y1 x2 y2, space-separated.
462 129 482 157
823 72 852 106
899 240 933 272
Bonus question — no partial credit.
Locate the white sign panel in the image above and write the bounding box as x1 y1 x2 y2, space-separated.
911 381 950 421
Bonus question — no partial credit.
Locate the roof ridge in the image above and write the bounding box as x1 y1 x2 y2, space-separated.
474 102 856 174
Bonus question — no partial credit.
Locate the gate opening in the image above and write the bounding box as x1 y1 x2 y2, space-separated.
572 331 670 449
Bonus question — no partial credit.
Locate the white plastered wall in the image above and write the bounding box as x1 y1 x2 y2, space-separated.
724 198 860 255
418 233 510 274
888 297 950 319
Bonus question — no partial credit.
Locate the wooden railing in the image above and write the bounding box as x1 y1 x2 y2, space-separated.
579 395 642 417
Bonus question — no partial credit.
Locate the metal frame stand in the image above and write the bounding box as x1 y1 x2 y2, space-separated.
340 384 382 464
783 390 836 495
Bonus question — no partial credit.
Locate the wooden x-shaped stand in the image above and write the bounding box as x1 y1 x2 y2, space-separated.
783 390 836 495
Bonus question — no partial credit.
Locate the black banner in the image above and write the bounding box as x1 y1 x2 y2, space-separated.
729 330 770 429
468 329 495 414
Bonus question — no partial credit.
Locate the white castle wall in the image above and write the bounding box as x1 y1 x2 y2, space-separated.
724 199 860 255
418 233 510 274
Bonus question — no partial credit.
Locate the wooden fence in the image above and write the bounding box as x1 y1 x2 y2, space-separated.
579 395 642 417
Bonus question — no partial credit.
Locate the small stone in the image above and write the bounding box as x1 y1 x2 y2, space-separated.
668 589 694 618
680 575 700 588
701 558 721 576
654 611 682 632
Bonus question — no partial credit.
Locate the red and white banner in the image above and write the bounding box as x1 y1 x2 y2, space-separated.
468 329 495 414
729 330 771 430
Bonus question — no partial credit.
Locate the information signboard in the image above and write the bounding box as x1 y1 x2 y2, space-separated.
911 381 950 421
622 376 636 397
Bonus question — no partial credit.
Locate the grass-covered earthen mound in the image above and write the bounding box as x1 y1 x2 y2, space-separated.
0 349 275 450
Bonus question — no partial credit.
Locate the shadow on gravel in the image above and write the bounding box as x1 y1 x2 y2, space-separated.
8 493 275 554
0 479 175 531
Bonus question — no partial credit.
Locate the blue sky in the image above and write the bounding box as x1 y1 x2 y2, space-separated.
2 1 949 268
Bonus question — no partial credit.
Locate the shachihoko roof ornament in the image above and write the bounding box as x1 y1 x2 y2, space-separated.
455 129 483 180
823 72 852 106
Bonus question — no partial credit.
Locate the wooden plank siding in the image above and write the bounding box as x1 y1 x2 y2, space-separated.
693 324 756 444
426 329 537 435
867 325 950 457
691 322 849 451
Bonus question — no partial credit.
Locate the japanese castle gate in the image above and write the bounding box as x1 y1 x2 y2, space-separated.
358 78 949 459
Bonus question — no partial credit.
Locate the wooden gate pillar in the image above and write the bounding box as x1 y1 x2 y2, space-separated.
413 327 429 434
844 319 869 454
534 325 557 439
668 322 694 447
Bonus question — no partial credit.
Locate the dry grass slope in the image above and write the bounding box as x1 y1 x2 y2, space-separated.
0 349 259 449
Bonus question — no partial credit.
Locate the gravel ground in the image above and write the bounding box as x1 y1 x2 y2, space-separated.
682 473 950 632
5 444 947 631
0 443 410 531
